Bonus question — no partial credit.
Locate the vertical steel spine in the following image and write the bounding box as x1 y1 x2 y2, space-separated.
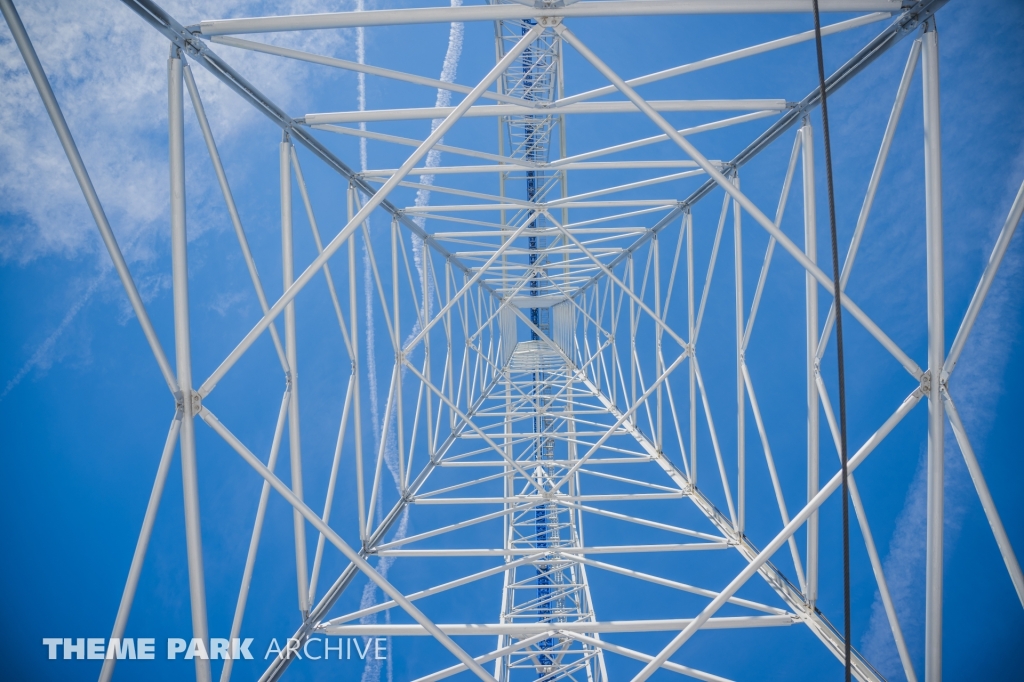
281 135 310 616
733 173 745 534
169 49 212 682
687 210 696 485
802 118 819 607
922 20 945 682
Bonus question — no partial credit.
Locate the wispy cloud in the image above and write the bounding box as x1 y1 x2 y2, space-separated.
860 160 1024 681
0 274 102 402
805 3 1024 677
411 2 464 322
358 5 465 681
0 0 353 266
0 0 355 399
209 289 253 317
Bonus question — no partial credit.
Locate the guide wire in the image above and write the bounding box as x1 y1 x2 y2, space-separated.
811 1 853 680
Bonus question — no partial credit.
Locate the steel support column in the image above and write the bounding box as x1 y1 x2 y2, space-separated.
281 135 311 616
922 19 945 682
169 50 212 682
733 174 745 534
801 117 820 607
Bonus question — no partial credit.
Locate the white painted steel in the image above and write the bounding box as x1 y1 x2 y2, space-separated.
0 0 178 394
801 119 820 608
7 2 1019 682
98 413 182 682
304 99 789 124
198 1 901 35
169 51 213 682
922 22 945 682
319 616 794 636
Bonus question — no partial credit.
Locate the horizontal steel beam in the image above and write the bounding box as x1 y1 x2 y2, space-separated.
360 160 702 176
198 1 901 35
210 35 530 107
319 615 794 636
374 543 728 556
305 99 788 125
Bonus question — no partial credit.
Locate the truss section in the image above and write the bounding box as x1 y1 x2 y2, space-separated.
7 0 1024 681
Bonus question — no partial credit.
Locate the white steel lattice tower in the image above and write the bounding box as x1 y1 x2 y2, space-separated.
3 0 1023 681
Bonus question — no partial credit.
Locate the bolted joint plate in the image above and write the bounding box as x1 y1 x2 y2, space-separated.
175 389 202 416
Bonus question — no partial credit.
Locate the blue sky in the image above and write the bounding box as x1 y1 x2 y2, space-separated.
1 1 1022 680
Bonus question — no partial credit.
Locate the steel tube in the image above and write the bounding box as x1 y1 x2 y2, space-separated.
198 1 901 35
360 160 703 176
1 0 178 395
816 375 916 682
308 378 354 605
374 543 727 556
815 38 921 361
742 364 808 593
742 130 802 350
943 392 1024 606
692 354 739 527
678 0 950 212
550 111 775 169
259 373 506 681
220 389 289 682
319 615 793 636
211 35 529 107
575 556 782 613
182 63 290 373
632 389 923 680
557 23 923 381
280 136 310 616
922 22 944 682
733 175 745 533
121 0 485 307
413 633 552 682
687 212 697 484
556 12 890 108
944 177 1024 376
802 119 820 607
290 147 354 357
199 26 544 396
98 413 181 682
304 99 788 124
324 554 545 626
199 408 497 681
169 51 212 682
565 633 731 682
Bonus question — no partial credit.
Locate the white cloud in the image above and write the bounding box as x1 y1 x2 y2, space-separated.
0 0 359 402
859 158 1024 682
209 288 253 316
0 0 355 265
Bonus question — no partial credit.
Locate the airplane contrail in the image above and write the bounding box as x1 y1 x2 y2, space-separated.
0 275 102 403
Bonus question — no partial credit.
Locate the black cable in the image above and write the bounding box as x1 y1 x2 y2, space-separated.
811 1 852 680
